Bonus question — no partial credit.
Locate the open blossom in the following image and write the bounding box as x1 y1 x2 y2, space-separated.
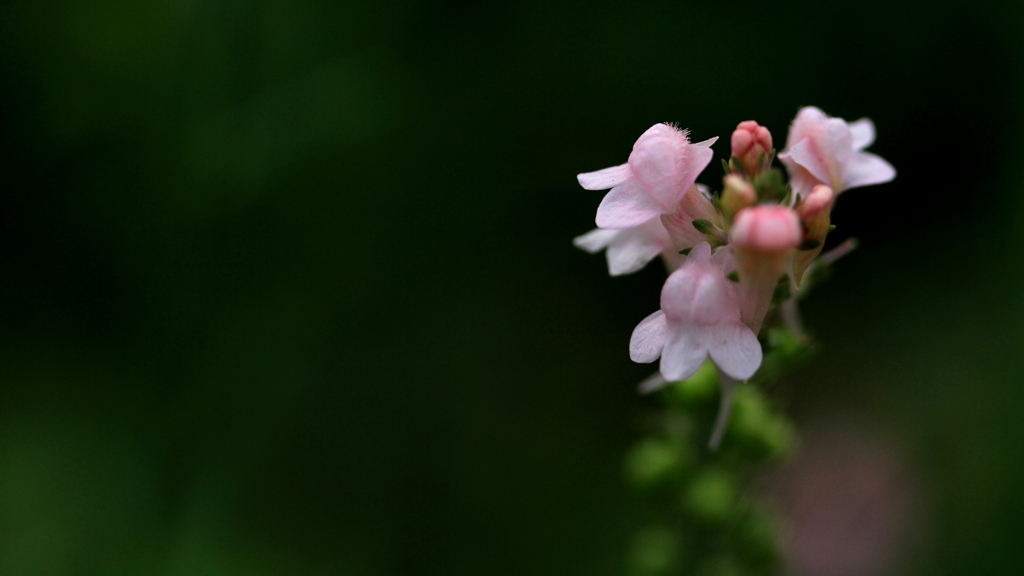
573 218 681 276
778 107 896 195
578 123 716 229
730 206 802 333
629 242 761 382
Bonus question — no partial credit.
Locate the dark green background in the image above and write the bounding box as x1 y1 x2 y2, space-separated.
1 0 1022 574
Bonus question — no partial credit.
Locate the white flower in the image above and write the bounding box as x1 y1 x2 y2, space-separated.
629 242 762 383
778 107 896 195
578 123 716 229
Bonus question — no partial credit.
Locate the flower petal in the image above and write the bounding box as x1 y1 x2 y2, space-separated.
848 118 876 150
577 163 632 190
572 228 619 253
659 324 709 381
785 138 831 187
595 180 664 229
710 246 737 275
630 310 669 363
606 221 670 276
707 323 763 380
692 136 719 148
676 145 715 200
843 151 896 190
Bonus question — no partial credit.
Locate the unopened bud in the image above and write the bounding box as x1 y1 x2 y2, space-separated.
730 121 773 178
720 175 756 219
796 185 835 242
729 206 801 333
792 185 835 288
730 206 801 255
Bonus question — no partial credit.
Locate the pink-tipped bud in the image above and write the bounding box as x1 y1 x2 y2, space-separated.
729 206 801 333
731 206 801 254
796 185 835 243
792 185 836 288
731 121 774 178
720 174 757 219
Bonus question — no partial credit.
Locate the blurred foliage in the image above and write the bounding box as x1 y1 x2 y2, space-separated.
1 0 1023 574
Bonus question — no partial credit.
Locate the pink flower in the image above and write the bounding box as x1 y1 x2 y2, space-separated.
778 107 896 195
730 206 802 333
573 217 680 276
578 123 717 229
629 242 762 382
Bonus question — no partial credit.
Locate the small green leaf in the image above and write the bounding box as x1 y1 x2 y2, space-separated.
729 156 746 175
726 271 740 282
692 219 715 234
828 224 837 232
678 248 693 255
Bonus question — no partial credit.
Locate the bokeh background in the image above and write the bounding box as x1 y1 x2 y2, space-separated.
1 0 1023 574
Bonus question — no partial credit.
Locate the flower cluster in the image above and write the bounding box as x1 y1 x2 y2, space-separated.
575 107 894 405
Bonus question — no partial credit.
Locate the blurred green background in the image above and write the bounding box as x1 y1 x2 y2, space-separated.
1 0 1023 574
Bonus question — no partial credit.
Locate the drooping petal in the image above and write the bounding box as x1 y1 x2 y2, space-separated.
707 323 762 380
784 138 831 188
605 220 671 276
577 163 632 190
848 118 876 150
660 324 709 381
630 310 669 363
595 180 665 229
843 151 896 190
572 228 619 253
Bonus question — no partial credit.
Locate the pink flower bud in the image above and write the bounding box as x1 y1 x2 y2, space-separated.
797 185 835 242
719 174 756 219
730 121 773 177
729 206 801 333
731 206 801 254
792 185 835 288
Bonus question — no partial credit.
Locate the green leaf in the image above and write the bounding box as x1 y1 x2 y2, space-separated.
691 219 715 234
678 247 692 255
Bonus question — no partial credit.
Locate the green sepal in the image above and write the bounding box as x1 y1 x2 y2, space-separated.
691 219 716 234
678 247 693 255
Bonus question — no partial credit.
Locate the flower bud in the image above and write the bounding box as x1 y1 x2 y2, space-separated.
731 121 773 178
730 206 801 333
719 174 756 220
792 185 835 288
796 185 835 243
